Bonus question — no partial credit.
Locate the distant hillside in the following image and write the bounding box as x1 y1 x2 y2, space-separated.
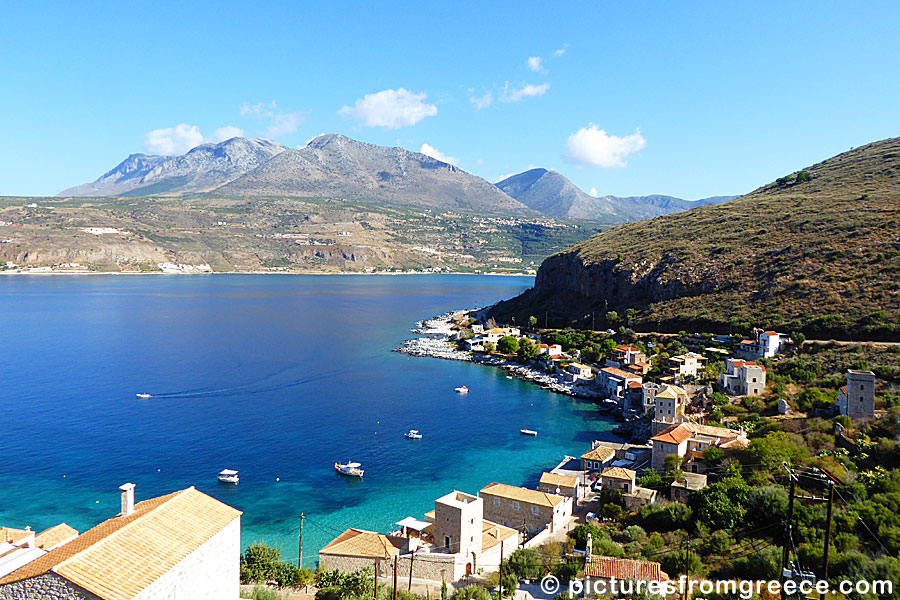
59 138 287 197
491 138 900 340
496 168 735 222
214 134 531 215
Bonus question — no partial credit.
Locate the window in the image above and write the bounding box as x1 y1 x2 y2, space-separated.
532 507 539 515
513 501 519 511
493 498 500 507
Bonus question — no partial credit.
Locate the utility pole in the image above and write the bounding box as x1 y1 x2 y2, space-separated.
781 464 797 600
817 466 843 582
375 560 379 600
393 555 399 600
408 549 416 592
298 513 305 568
521 518 527 548
498 542 504 600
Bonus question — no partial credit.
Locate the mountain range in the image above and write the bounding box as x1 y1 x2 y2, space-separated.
60 135 734 223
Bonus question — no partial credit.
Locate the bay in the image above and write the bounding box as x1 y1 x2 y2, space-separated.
0 274 616 564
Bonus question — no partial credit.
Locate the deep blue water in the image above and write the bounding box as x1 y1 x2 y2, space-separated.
0 274 616 565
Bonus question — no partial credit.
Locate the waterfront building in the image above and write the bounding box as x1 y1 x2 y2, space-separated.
480 483 572 536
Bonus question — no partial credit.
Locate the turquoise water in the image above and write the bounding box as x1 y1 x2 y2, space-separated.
0 274 616 565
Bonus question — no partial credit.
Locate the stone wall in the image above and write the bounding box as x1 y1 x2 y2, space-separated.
0 573 102 600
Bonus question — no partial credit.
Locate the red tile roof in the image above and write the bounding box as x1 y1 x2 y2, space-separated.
584 557 668 581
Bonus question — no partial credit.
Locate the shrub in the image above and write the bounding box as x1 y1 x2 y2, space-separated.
451 586 491 600
497 336 519 354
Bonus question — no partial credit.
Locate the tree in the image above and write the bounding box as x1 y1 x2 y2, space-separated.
497 336 519 355
528 315 538 330
482 341 495 354
500 573 518 597
606 311 620 325
517 337 539 362
241 543 283 584
506 548 544 580
663 454 685 475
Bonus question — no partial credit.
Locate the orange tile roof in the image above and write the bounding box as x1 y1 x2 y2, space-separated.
0 527 33 545
0 488 241 600
650 424 694 445
34 523 78 550
600 367 639 379
480 483 566 507
539 472 578 488
481 520 518 551
651 423 747 447
320 528 404 559
627 380 643 388
581 445 616 463
601 467 636 481
584 556 668 581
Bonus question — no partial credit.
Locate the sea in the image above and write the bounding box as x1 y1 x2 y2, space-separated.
0 274 617 565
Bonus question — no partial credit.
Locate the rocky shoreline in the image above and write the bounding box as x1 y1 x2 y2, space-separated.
395 310 603 400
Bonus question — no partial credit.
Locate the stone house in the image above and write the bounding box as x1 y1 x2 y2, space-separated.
0 484 241 600
583 535 668 597
670 473 708 503
538 472 580 500
319 528 406 577
836 370 876 421
599 467 636 494
581 444 616 473
652 384 689 432
596 367 642 400
480 483 571 535
605 346 647 369
650 423 748 472
562 362 594 383
720 358 766 396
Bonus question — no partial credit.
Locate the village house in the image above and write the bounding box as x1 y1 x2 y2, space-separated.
538 472 580 500
480 483 572 536
319 529 406 577
464 327 522 351
581 443 616 474
670 473 708 502
562 362 594 383
583 532 668 596
627 361 653 376
596 367 642 400
599 468 658 511
720 358 766 396
0 484 241 600
605 346 647 369
650 423 749 472
652 384 690 433
667 353 706 379
836 369 877 421
539 343 563 356
623 381 647 415
737 329 784 359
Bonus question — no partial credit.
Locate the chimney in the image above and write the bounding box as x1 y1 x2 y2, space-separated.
120 483 136 517
585 532 593 564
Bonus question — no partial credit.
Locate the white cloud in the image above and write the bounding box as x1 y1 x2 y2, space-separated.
564 124 646 168
494 173 516 183
419 143 459 166
501 82 550 103
469 91 493 110
338 88 437 129
526 56 545 73
553 45 567 57
589 187 598 197
210 126 245 142
143 124 205 155
240 100 307 138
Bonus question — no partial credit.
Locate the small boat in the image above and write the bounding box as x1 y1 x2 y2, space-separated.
135 393 152 399
217 469 239 484
520 429 538 436
404 429 423 439
455 386 469 394
335 461 364 478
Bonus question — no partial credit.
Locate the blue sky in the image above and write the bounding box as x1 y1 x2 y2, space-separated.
2 1 899 199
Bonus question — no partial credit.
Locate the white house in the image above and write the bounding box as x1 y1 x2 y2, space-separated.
0 484 241 600
737 330 784 359
667 353 706 379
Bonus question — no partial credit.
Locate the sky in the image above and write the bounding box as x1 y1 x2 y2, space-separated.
1 2 899 199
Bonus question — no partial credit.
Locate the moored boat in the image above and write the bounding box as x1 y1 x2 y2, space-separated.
455 386 468 394
217 469 239 484
520 429 538 436
335 461 364 477
404 429 423 439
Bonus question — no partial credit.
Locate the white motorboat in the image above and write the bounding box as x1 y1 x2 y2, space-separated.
136 393 152 399
217 469 239 484
335 461 364 477
520 429 538 436
455 386 469 394
404 429 423 439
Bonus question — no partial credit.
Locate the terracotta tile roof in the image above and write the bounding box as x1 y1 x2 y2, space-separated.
581 446 615 463
650 423 694 445
654 385 686 400
0 487 241 600
480 483 566 508
764 331 778 336
601 467 636 481
539 472 578 488
584 556 668 581
627 380 643 388
320 528 404 560
34 524 78 550
481 520 518 551
651 423 748 447
600 367 638 380
0 528 32 545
